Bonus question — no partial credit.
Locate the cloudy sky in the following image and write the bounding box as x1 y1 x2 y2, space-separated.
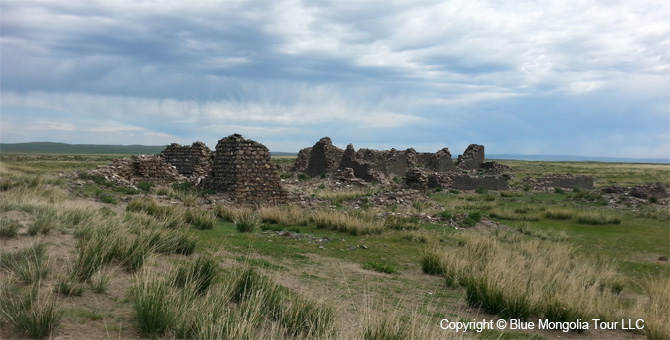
1 0 668 158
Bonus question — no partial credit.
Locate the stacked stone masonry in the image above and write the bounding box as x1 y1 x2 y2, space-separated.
295 137 507 190
91 155 185 187
206 134 287 205
456 144 485 170
160 142 212 184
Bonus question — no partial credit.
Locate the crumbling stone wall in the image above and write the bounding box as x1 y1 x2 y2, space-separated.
456 144 485 170
602 182 669 199
523 174 594 189
338 144 384 182
207 134 287 205
160 141 212 184
425 148 457 172
290 147 312 172
451 174 509 191
305 137 343 176
90 155 185 187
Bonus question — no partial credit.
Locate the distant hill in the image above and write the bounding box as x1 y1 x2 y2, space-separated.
0 142 166 155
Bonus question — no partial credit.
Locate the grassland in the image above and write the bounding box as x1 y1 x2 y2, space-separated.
0 154 668 339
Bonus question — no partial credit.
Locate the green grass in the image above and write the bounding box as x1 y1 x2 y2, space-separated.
362 262 398 274
1 243 50 284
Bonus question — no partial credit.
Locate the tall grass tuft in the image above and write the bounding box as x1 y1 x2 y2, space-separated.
132 274 174 337
1 243 50 284
310 209 385 235
426 232 624 322
184 209 216 230
214 204 251 222
258 205 308 225
636 278 670 339
0 217 21 238
576 210 621 225
171 255 218 294
234 211 261 233
363 312 409 340
281 296 335 338
0 284 63 339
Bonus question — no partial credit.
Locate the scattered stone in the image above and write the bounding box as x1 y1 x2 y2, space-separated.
658 256 668 261
523 174 594 189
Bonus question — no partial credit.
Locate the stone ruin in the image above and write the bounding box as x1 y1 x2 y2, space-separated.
294 137 511 191
90 155 185 187
204 134 287 205
160 142 212 184
304 137 343 176
523 174 594 190
90 134 286 205
456 144 485 170
602 182 669 199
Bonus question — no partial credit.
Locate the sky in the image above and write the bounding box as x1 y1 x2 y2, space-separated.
1 0 669 159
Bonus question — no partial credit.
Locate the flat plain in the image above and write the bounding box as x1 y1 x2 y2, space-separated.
1 153 668 339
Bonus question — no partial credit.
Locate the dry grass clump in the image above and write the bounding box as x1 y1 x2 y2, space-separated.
422 232 625 322
0 283 63 339
312 188 376 204
514 223 569 242
234 210 262 233
488 207 540 221
0 216 21 238
576 210 622 225
544 207 574 220
184 208 216 230
132 265 335 339
634 278 670 339
1 243 50 284
310 209 385 235
258 205 308 226
214 204 252 222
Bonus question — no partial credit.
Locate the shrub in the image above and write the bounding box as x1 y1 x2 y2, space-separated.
649 196 658 204
0 217 20 238
449 189 460 194
554 187 565 194
297 174 311 181
475 187 489 194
